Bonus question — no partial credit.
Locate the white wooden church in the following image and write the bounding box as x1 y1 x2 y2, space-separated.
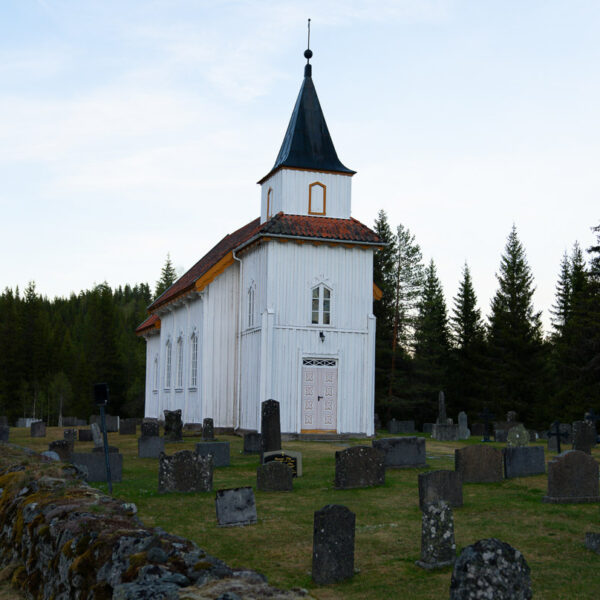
137 50 382 436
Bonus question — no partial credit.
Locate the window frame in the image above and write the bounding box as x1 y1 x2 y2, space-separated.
267 187 273 219
311 284 332 326
308 181 326 216
248 284 255 328
190 331 198 389
175 336 184 390
164 340 172 389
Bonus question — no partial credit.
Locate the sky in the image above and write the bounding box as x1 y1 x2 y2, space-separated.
1 0 599 334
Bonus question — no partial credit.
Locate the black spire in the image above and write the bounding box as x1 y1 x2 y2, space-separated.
259 26 355 183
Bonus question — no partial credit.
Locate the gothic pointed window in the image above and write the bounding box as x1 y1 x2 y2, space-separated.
248 284 255 328
311 284 331 325
176 337 184 389
267 188 273 219
164 340 172 389
153 356 159 392
190 332 198 389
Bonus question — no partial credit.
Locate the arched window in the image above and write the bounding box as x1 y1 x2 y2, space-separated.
248 284 255 328
164 340 172 389
153 356 159 392
176 337 184 389
311 284 331 325
190 332 198 388
267 188 273 218
308 182 326 215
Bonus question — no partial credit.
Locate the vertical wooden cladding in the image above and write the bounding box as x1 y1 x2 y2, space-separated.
261 169 351 220
308 182 326 215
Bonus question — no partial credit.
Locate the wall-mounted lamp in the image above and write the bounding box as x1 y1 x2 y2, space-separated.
319 331 325 343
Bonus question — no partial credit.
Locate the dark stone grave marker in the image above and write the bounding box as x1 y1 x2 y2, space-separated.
372 436 426 468
163 409 183 442
257 461 293 491
138 436 165 458
63 429 77 446
263 450 302 477
547 421 570 453
478 406 495 442
202 418 215 441
458 411 470 440
418 470 463 509
195 441 230 467
585 532 600 554
158 450 213 493
334 446 385 489
119 418 137 435
141 419 160 438
90 414 119 432
543 450 600 503
70 452 123 483
312 504 355 585
455 445 503 483
30 421 46 438
78 429 93 442
48 440 72 461
243 432 262 454
416 501 456 570
0 426 9 442
422 423 434 434
432 423 459 441
261 399 281 453
494 429 508 443
503 446 545 478
374 413 381 430
572 420 596 454
215 487 257 527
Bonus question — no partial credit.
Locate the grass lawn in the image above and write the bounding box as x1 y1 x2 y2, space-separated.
10 428 600 599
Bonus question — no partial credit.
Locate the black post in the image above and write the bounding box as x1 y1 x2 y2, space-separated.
93 382 112 495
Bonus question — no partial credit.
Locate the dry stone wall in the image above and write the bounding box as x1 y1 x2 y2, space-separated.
0 444 310 600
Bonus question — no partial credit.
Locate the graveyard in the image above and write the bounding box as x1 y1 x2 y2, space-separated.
1 424 599 599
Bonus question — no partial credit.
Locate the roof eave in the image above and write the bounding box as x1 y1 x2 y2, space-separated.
257 164 356 186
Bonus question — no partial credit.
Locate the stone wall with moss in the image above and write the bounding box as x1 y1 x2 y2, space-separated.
0 444 310 600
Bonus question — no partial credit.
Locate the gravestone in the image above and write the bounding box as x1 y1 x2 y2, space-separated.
141 420 160 438
507 424 530 447
503 446 545 478
90 423 103 448
17 418 36 428
70 452 123 483
261 399 281 453
415 501 456 570
372 437 426 468
138 435 165 459
455 445 503 483
450 538 532 600
119 418 137 435
572 420 596 454
202 418 215 441
494 429 508 443
243 432 262 454
90 414 120 432
387 419 415 434
158 450 213 493
506 410 518 423
458 412 470 440
63 428 77 445
437 391 447 424
418 470 463 509
62 416 78 427
374 413 382 430
215 487 257 527
312 504 355 585
585 532 600 554
432 423 459 442
78 429 93 442
334 446 385 489
0 426 9 442
548 421 571 453
30 421 46 438
48 440 72 461
478 406 495 442
195 441 230 467
163 409 183 442
422 423 434 434
257 461 293 491
263 450 303 477
543 450 600 503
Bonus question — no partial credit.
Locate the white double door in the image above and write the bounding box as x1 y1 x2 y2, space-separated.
301 359 338 432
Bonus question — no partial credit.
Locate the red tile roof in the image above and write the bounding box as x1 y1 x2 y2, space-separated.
136 313 160 334
137 213 381 329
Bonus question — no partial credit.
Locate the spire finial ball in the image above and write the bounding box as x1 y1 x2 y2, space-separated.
304 49 313 60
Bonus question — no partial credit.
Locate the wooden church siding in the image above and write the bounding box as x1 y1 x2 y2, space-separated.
239 329 261 430
261 170 352 222
144 334 161 418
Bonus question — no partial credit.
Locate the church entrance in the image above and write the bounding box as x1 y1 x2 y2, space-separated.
301 358 338 432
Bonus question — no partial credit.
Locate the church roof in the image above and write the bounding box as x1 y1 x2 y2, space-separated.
136 213 380 332
258 61 355 184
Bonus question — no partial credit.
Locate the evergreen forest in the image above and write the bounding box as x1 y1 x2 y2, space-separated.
0 222 599 429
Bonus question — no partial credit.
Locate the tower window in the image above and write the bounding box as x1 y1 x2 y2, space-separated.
267 188 273 218
308 182 326 215
311 285 331 325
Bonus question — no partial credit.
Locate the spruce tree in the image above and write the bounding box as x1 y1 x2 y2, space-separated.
154 254 177 300
486 225 545 422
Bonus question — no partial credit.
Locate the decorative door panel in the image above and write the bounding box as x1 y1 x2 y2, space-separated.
302 367 318 428
302 359 337 432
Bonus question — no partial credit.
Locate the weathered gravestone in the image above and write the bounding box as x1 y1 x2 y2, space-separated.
158 450 213 493
572 420 596 454
90 414 120 432
543 450 600 503
437 391 447 424
503 446 545 478
548 422 572 452
0 426 9 442
119 418 137 435
432 423 460 442
455 445 503 483
195 441 230 467
372 437 426 468
202 418 215 441
458 411 470 440
263 450 303 477
261 399 281 453
215 487 257 527
30 421 46 438
90 423 103 448
70 452 123 483
506 410 518 423
374 413 382 431
48 440 72 461
61 416 78 427
257 461 293 492
163 409 183 442
418 470 463 509
585 532 600 554
507 424 530 447
17 418 36 428
415 501 456 570
78 429 93 442
334 446 385 489
63 429 77 445
243 432 262 454
312 504 355 585
138 435 165 458
478 406 495 442
141 419 160 438
387 419 415 434
450 538 532 600
494 429 508 443
422 423 434 434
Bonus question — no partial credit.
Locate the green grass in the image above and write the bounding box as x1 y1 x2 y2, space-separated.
10 428 600 599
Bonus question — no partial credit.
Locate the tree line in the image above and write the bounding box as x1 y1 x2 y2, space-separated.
374 211 600 428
